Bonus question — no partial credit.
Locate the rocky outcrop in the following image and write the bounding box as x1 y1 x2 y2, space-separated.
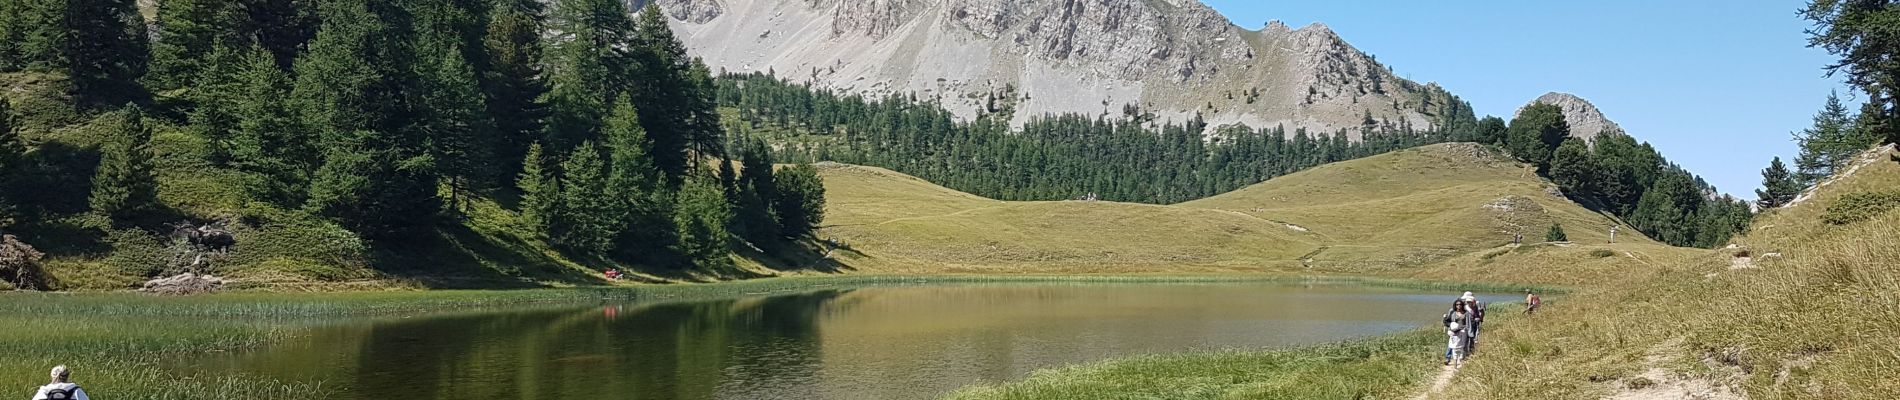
1517 92 1624 143
654 0 1448 137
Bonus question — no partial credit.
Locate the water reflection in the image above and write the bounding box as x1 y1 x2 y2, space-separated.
179 284 1507 399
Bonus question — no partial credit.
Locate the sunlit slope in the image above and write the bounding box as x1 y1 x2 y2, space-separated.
1183 143 1657 269
814 163 1319 273
1436 148 1900 400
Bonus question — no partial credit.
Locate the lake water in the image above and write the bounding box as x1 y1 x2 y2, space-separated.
176 282 1508 399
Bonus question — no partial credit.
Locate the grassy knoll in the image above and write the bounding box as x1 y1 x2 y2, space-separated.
1183 143 1657 270
818 143 1652 274
816 163 1318 273
1427 145 1900 400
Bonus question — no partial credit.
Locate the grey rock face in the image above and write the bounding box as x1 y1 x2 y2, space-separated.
655 0 1449 137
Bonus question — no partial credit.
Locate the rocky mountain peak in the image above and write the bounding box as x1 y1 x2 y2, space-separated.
1518 92 1624 143
657 0 1445 137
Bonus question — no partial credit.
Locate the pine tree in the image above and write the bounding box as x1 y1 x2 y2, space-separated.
187 42 250 165
1473 116 1508 145
416 31 495 214
555 141 614 254
149 0 243 89
1802 0 1900 144
516 142 558 236
0 99 17 221
91 106 158 221
773 164 826 238
225 42 311 208
1548 138 1597 196
602 95 669 255
0 0 25 71
1544 222 1567 242
632 4 695 181
65 0 150 107
1755 157 1800 209
1791 92 1874 187
482 0 549 184
1505 103 1570 170
540 0 634 154
238 0 318 69
0 99 19 176
295 0 439 238
735 136 778 241
672 174 732 271
12 0 69 71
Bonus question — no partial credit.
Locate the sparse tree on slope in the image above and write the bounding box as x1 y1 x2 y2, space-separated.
1544 222 1567 242
91 106 158 222
1791 91 1875 187
1756 157 1801 209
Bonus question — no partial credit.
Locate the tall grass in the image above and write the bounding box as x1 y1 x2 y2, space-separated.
945 328 1444 400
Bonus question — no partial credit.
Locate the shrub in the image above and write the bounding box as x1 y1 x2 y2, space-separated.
104 228 168 278
1588 249 1615 258
1545 222 1568 242
1821 191 1900 225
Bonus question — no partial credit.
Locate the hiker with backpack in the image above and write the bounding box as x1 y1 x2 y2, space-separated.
30 365 87 400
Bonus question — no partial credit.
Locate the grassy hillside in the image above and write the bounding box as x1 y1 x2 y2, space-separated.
815 163 1318 273
1184 143 1660 271
1433 145 1900 400
814 142 1663 275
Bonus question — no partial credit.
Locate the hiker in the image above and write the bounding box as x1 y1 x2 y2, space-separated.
1524 289 1542 315
1461 292 1484 355
31 365 88 400
1445 310 1467 365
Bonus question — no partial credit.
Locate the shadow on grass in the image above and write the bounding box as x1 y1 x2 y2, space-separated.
368 222 606 290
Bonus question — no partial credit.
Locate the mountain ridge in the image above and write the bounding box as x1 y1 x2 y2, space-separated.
652 0 1467 137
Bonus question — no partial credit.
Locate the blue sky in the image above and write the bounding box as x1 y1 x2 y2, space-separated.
1201 1 1850 200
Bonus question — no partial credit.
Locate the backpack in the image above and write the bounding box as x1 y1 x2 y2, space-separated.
44 385 79 400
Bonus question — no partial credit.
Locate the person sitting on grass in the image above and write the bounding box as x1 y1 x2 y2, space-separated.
31 365 88 400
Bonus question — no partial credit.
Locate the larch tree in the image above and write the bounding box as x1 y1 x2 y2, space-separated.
1791 91 1874 187
225 42 311 208
602 96 669 255
1548 138 1597 197
90 106 159 222
540 0 634 154
293 0 440 239
555 141 614 255
65 0 150 107
672 174 733 271
1755 157 1800 209
416 31 495 216
1802 0 1900 144
773 164 826 238
1504 103 1570 171
516 142 558 236
632 4 696 181
482 0 550 185
149 0 243 89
